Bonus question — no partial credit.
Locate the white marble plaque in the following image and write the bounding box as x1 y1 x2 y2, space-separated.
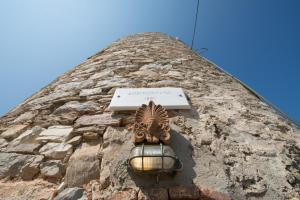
108 88 190 111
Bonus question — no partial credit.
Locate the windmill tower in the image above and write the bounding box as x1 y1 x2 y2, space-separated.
0 33 299 200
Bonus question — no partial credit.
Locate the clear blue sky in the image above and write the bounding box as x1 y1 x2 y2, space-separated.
0 0 299 123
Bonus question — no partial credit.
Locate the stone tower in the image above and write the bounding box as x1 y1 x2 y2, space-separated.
0 32 299 200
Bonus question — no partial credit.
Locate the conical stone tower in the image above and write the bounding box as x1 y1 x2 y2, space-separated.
0 32 299 200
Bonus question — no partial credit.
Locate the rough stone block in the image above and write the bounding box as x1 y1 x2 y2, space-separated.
36 126 73 143
6 143 42 154
1 125 28 140
83 132 98 140
91 180 101 200
0 138 8 149
99 166 110 190
0 153 43 179
11 126 44 144
0 179 56 200
168 186 199 200
40 160 65 179
55 80 94 91
102 126 129 148
20 157 43 180
75 113 121 127
138 188 168 200
54 187 87 200
53 101 100 115
65 145 100 187
199 187 233 200
74 126 106 135
79 87 103 96
27 91 77 107
39 143 72 160
67 136 82 146
13 111 37 123
108 188 137 200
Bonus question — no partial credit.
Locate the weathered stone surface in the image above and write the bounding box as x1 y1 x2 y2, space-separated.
35 112 78 127
11 126 44 144
102 126 130 148
53 101 100 115
27 91 77 108
99 165 110 190
67 135 82 146
79 87 103 96
138 188 169 200
163 70 185 80
36 125 73 142
83 132 98 140
85 180 101 200
39 143 72 160
140 63 172 71
5 126 44 154
20 155 43 180
168 186 200 200
54 187 88 200
56 80 94 91
12 111 37 123
199 133 213 145
6 143 42 154
0 138 8 149
95 76 133 88
89 69 114 80
0 153 43 178
130 70 159 80
99 127 135 192
1 125 28 140
147 80 179 87
74 126 106 135
40 160 65 179
75 113 121 127
0 179 56 200
56 81 82 91
199 187 233 200
108 188 138 200
131 58 155 64
65 145 100 187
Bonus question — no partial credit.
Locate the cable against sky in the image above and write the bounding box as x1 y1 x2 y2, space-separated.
191 0 200 49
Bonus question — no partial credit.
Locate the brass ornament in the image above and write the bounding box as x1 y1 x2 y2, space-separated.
130 101 171 144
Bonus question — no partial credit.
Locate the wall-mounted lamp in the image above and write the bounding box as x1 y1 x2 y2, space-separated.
128 101 182 174
128 143 182 173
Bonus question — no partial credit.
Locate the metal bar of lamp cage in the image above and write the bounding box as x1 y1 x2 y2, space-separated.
161 143 164 170
142 143 144 171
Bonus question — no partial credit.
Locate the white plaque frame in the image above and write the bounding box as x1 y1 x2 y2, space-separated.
108 88 191 111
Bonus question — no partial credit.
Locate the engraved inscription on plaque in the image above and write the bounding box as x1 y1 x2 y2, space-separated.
108 88 190 111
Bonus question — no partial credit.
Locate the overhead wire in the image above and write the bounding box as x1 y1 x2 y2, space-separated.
191 0 200 49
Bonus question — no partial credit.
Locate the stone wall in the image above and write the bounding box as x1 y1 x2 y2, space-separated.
0 32 299 200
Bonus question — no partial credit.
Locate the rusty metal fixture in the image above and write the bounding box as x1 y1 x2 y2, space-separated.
130 101 171 144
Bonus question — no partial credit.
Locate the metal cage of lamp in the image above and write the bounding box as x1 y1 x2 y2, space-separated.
128 143 183 173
